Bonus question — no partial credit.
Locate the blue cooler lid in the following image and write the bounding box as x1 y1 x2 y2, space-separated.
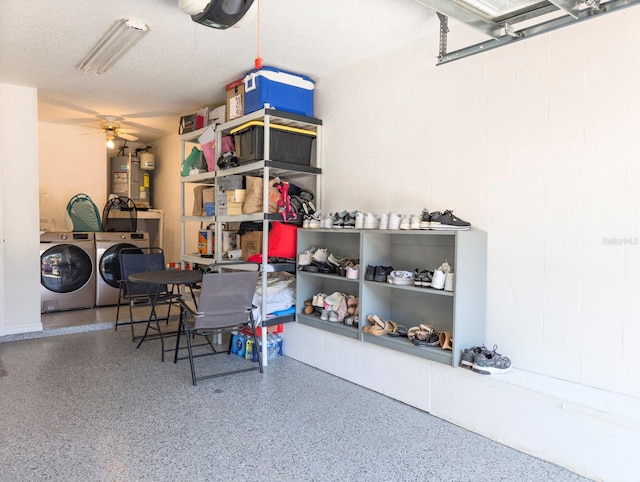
244 66 315 92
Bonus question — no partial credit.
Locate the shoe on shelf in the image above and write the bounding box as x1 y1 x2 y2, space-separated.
308 211 322 229
321 213 333 229
431 261 450 290
439 331 453 350
298 247 317 266
332 211 346 229
343 210 358 229
419 208 431 230
399 215 411 230
430 210 471 231
413 267 429 287
320 308 331 321
387 213 401 230
311 248 329 264
327 253 345 267
422 270 434 287
363 213 380 229
354 212 364 230
445 271 454 292
328 310 339 322
379 213 389 230
460 345 487 369
346 265 359 280
302 215 311 229
373 265 394 283
409 214 421 230
387 270 415 286
364 265 376 281
472 345 512 374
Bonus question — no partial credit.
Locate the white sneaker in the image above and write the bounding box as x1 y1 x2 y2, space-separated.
379 213 389 230
363 213 379 229
387 213 401 230
438 261 451 274
387 270 415 286
445 271 454 292
302 216 311 229
409 214 421 230
298 247 316 266
431 269 446 289
354 212 364 229
399 215 411 230
312 293 326 307
346 265 359 279
312 248 329 263
321 214 333 229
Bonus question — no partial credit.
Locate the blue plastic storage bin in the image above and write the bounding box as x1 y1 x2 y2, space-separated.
243 66 314 117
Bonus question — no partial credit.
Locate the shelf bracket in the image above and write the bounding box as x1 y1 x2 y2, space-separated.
437 13 449 62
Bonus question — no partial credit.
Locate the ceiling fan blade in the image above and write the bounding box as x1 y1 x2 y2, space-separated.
117 132 138 141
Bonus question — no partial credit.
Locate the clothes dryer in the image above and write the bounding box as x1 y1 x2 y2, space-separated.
95 232 150 306
40 232 96 312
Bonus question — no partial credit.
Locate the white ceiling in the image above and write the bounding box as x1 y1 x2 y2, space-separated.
1 0 435 145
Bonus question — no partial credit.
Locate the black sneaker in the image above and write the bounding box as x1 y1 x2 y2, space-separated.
364 265 376 281
373 265 394 283
430 210 471 231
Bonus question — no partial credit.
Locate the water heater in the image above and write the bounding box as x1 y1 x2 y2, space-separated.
109 154 152 208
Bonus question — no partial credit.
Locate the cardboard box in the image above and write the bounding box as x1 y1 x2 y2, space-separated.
226 78 245 121
208 105 226 126
241 231 263 260
227 201 244 215
226 189 246 203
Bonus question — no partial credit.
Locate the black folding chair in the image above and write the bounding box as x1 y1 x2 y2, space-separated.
174 271 263 385
115 247 181 359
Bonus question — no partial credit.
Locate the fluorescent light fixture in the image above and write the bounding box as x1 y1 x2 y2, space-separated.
78 19 149 74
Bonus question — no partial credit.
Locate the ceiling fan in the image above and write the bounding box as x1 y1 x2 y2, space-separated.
99 115 138 148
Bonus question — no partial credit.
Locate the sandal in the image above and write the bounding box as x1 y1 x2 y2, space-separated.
439 331 453 350
407 324 435 342
363 314 388 335
426 332 441 346
346 295 359 315
387 322 408 337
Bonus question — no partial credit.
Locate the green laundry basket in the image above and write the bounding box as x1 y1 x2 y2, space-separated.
66 193 103 232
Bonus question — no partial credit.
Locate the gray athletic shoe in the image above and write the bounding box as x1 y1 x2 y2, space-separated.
430 210 471 230
472 346 512 374
460 345 487 369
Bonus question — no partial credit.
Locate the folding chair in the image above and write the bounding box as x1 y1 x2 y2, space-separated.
174 271 263 385
115 247 181 360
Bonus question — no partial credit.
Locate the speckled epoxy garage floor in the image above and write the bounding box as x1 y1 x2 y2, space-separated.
0 314 591 482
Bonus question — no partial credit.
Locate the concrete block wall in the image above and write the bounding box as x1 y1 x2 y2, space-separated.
282 7 640 481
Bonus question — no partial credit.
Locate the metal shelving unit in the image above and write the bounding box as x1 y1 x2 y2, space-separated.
179 108 323 363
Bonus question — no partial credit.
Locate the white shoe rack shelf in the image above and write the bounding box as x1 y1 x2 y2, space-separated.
295 228 487 367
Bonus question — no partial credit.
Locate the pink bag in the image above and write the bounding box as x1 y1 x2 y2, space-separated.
201 135 235 172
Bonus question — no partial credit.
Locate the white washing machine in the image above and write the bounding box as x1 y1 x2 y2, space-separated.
95 232 150 306
40 232 96 313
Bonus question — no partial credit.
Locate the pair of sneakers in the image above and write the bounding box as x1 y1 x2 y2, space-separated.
460 345 512 374
298 247 329 266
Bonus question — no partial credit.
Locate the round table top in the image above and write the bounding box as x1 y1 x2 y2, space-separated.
128 269 202 285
